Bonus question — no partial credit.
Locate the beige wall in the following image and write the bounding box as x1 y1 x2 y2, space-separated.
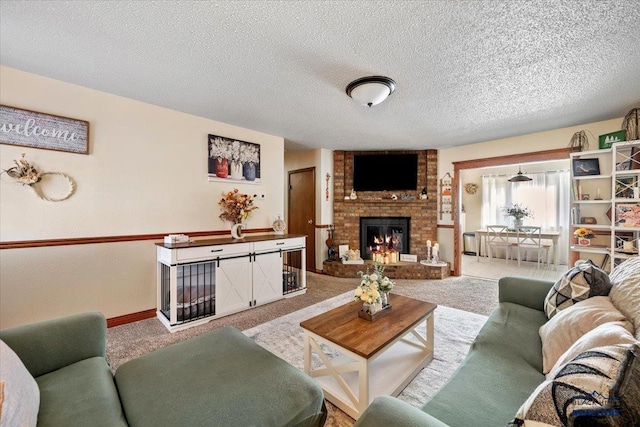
284 148 333 269
0 66 285 328
437 117 624 264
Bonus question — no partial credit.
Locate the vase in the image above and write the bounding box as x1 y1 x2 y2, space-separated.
215 158 228 178
364 302 382 314
230 161 243 180
578 237 591 246
244 163 256 181
231 223 245 239
513 218 523 229
381 292 389 307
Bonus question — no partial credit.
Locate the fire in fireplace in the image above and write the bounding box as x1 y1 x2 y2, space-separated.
360 217 410 260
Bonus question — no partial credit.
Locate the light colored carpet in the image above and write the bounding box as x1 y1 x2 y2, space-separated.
243 291 488 426
106 273 499 370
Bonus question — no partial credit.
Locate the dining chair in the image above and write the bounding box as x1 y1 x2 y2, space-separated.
486 225 513 263
513 226 550 268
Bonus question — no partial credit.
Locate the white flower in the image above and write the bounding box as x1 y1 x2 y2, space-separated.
370 273 378 282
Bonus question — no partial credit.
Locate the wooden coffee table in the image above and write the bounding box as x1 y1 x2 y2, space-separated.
300 294 436 419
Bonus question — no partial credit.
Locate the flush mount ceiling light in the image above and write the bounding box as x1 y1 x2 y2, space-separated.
345 76 396 107
508 165 532 182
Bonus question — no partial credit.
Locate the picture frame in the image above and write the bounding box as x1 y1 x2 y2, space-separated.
615 177 635 199
207 134 261 184
572 158 600 176
0 104 89 154
581 194 590 200
616 204 640 228
616 160 631 171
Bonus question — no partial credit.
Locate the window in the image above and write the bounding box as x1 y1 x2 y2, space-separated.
482 170 570 264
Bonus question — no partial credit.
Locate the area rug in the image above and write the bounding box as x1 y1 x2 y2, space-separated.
243 291 488 426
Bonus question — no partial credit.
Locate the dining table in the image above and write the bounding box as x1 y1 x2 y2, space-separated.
474 228 561 269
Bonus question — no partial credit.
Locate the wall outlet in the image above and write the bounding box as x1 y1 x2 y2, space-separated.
259 193 266 200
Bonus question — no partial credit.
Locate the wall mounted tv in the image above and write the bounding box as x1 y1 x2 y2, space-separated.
353 153 418 191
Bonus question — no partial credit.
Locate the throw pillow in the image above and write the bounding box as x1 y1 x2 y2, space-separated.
544 260 611 319
546 321 636 379
507 344 639 427
0 340 39 427
608 257 640 340
539 296 632 374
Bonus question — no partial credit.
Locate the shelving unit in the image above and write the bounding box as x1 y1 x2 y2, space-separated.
439 172 452 220
570 140 640 270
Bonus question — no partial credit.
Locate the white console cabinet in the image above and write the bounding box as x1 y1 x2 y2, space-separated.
157 235 306 332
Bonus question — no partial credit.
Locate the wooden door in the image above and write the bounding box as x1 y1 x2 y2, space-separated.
288 168 316 271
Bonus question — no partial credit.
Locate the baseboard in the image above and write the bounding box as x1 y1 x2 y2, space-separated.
314 269 324 274
107 309 156 328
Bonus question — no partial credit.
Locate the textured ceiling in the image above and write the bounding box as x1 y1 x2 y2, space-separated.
1 1 639 151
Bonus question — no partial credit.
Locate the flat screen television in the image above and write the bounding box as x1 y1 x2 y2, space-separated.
353 153 418 191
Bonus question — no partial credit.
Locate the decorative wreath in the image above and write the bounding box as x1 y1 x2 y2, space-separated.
464 183 478 195
2 154 76 202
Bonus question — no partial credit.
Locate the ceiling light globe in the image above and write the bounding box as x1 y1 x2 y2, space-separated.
346 76 396 107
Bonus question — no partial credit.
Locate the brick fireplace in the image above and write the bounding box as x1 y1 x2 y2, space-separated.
329 150 439 268
360 216 410 260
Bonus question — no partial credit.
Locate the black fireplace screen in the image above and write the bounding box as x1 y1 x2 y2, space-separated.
360 217 410 260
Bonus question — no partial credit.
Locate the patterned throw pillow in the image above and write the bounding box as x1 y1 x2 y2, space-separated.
608 257 640 340
0 340 40 427
544 260 611 319
507 344 639 427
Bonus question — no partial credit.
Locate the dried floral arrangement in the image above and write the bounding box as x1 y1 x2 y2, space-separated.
2 153 42 185
218 188 258 223
1 153 76 202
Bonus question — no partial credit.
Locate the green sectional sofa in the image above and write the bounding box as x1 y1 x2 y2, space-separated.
355 276 556 427
355 267 640 427
0 312 327 427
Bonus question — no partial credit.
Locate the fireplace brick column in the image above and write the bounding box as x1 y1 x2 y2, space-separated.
332 150 438 261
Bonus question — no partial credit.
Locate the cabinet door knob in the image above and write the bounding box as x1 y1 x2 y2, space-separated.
308 219 314 224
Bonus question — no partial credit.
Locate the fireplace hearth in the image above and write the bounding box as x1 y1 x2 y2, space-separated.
360 217 410 260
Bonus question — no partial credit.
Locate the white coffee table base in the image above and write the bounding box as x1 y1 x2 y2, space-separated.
303 313 434 420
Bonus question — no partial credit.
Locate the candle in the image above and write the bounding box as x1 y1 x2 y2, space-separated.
427 240 432 247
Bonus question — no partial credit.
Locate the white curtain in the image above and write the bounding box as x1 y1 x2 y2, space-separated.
481 170 570 264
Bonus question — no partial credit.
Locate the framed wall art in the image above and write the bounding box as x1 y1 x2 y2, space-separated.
0 105 89 154
572 158 600 176
207 134 261 184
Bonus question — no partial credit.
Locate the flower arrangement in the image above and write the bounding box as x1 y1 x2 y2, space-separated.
240 143 259 165
228 140 242 163
218 189 258 223
354 264 395 305
573 227 595 239
209 136 229 159
2 153 42 185
502 203 534 220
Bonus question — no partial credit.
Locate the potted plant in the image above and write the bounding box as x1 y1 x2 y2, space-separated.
574 227 595 246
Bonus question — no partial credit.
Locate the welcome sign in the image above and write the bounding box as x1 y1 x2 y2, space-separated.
0 105 89 154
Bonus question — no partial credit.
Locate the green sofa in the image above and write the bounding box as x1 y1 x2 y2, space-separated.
0 312 327 427
354 276 553 427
